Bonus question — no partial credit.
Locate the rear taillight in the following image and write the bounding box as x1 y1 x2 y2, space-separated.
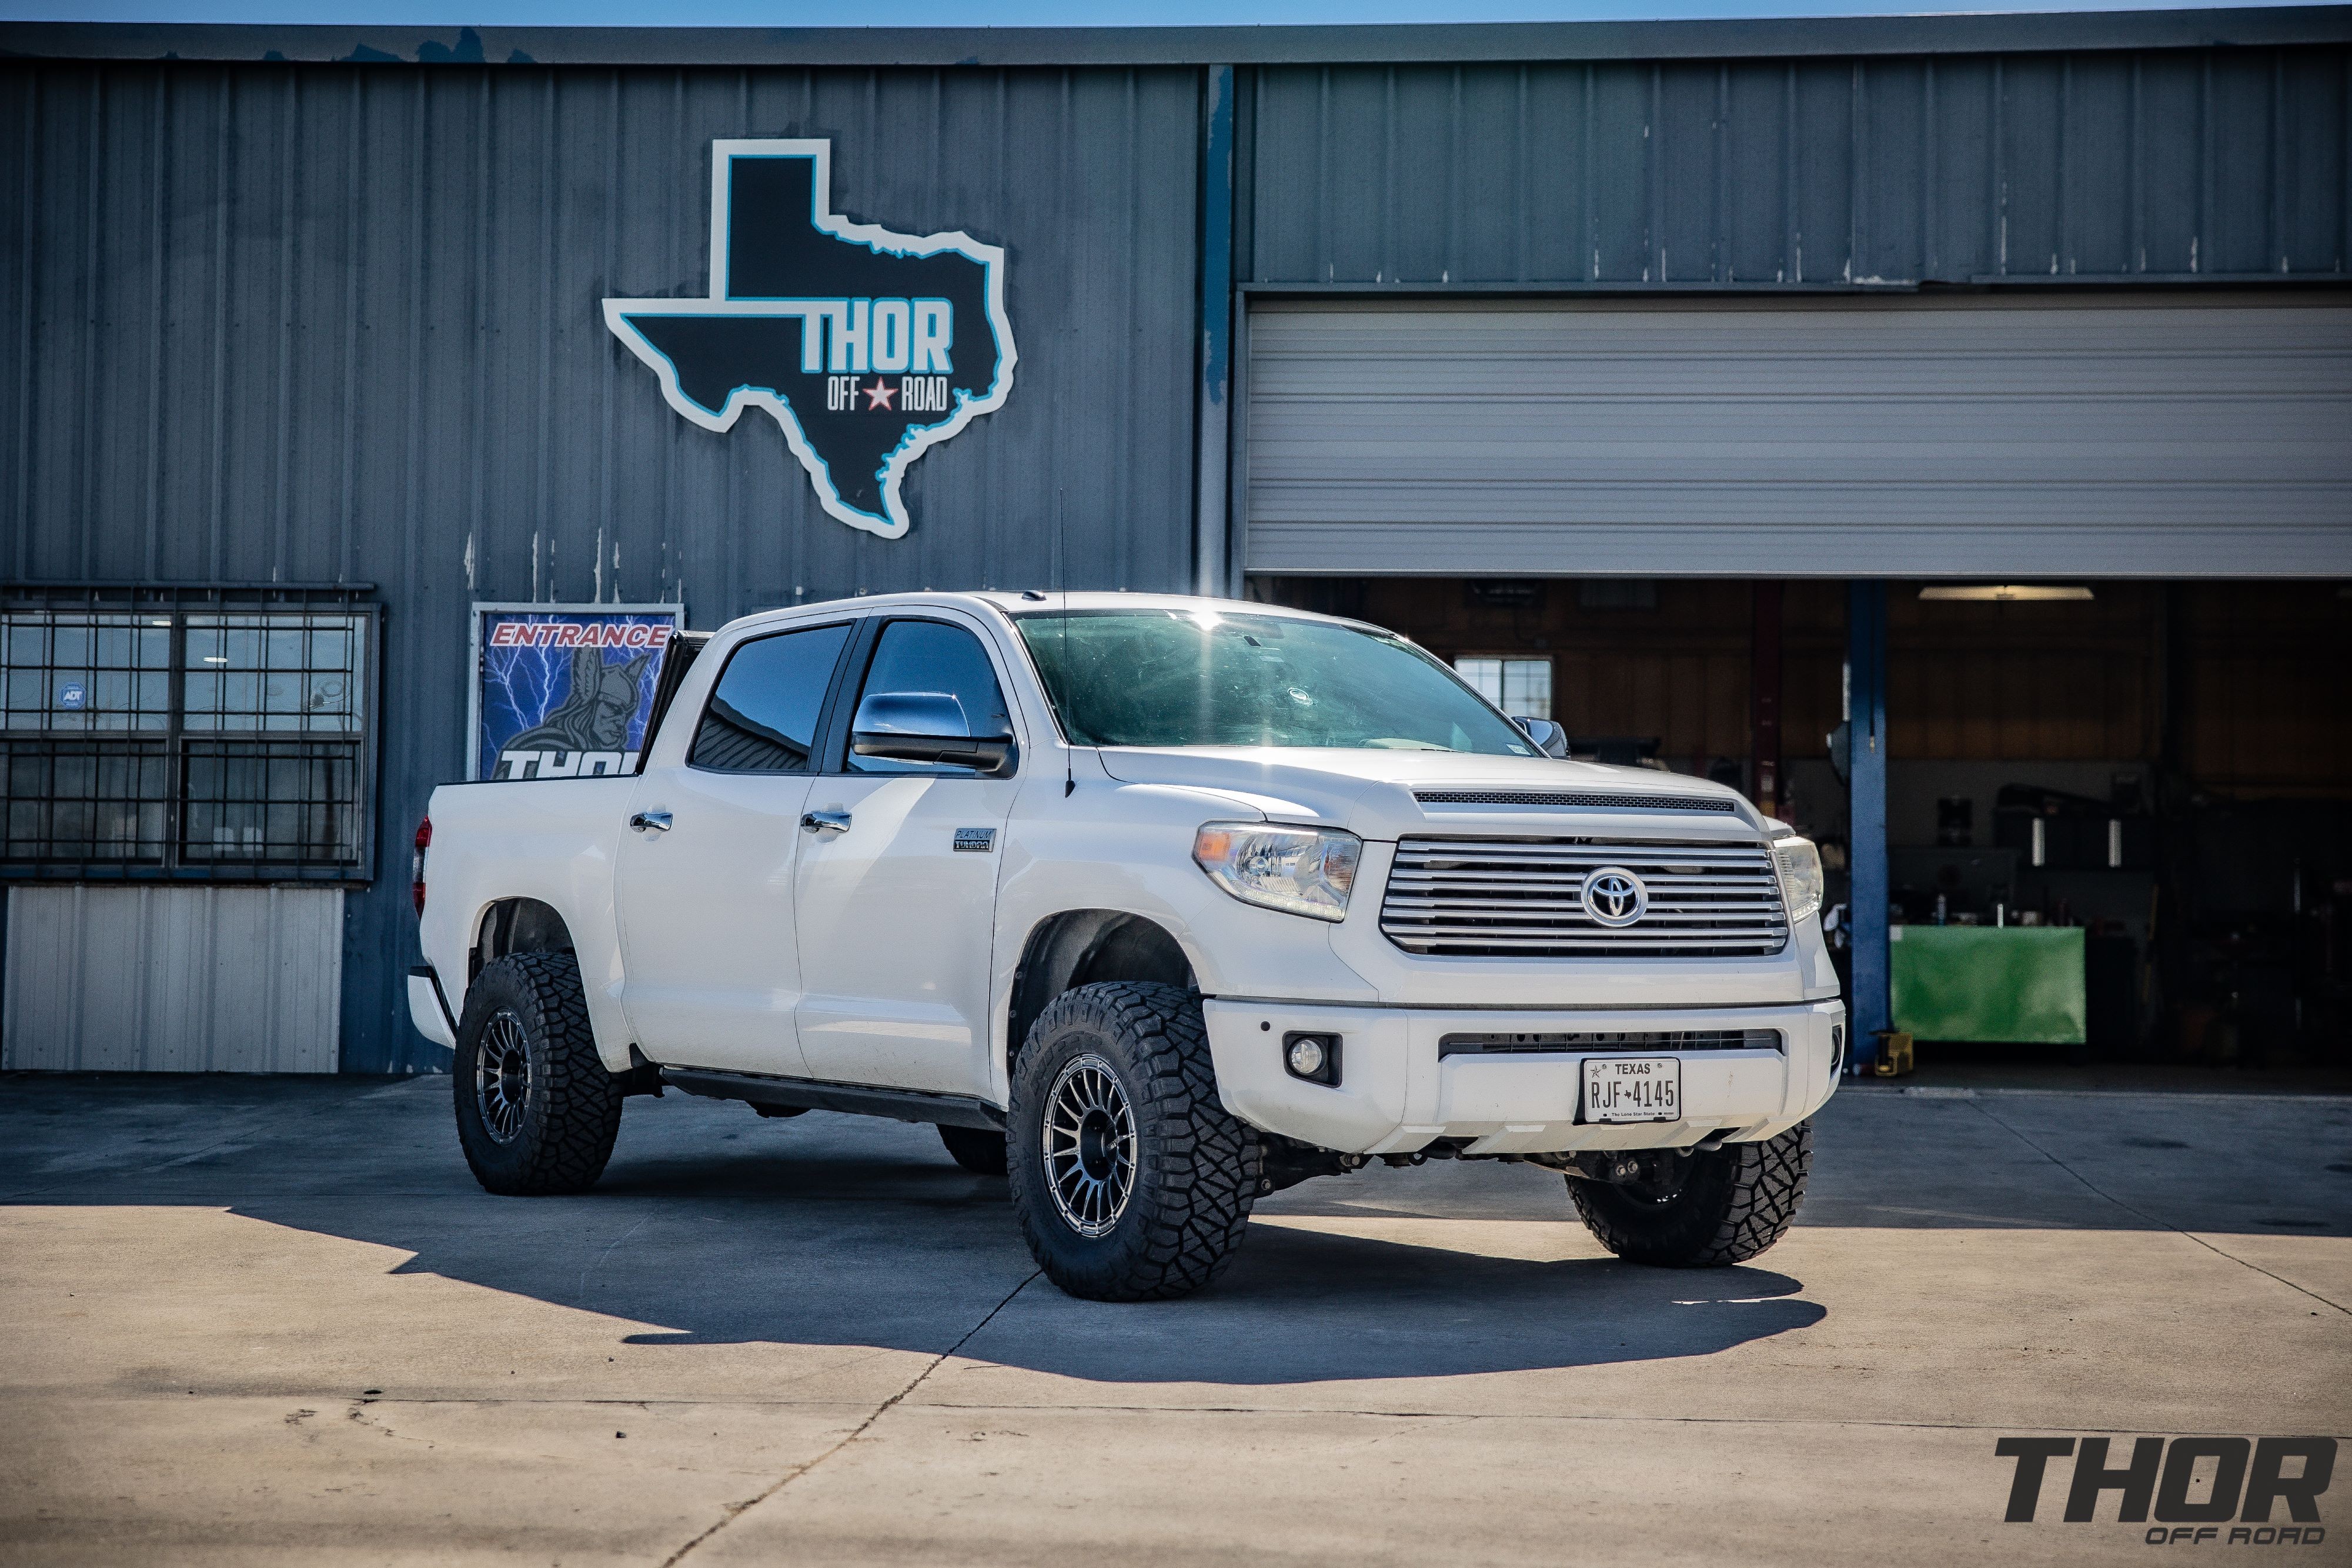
412 817 431 917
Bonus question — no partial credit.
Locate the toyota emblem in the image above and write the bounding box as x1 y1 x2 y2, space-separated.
1579 867 1649 927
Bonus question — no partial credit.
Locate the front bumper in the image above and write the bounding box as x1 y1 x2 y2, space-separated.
1202 998 1844 1156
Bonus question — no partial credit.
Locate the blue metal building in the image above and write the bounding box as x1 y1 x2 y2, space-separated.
1 11 2346 1072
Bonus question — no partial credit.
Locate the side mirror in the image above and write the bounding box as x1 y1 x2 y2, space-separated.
1514 716 1569 758
851 691 1016 774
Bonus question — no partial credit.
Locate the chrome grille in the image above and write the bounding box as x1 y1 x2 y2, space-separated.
1380 837 1790 957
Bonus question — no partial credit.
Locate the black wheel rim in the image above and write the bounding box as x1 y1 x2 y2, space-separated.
1043 1052 1137 1239
475 1009 532 1144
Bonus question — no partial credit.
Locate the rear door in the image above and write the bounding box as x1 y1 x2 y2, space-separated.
792 612 1024 1096
613 617 857 1074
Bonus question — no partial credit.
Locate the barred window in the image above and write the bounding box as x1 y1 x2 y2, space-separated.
1453 657 1553 721
0 590 376 881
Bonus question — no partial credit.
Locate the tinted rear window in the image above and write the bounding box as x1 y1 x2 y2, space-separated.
689 622 852 773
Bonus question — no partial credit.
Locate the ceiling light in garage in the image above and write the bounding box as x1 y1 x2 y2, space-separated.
1918 585 2095 602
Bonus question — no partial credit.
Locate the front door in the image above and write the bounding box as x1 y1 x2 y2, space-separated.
793 614 1023 1096
613 617 855 1075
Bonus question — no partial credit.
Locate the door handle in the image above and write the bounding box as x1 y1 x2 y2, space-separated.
629 811 672 833
800 809 852 836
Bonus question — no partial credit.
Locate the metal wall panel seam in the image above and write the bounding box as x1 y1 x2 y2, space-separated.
1195 62 1234 596
1646 63 1660 282
1585 63 1597 280
2200 53 2214 272
206 73 228 578
77 72 99 581
9 73 31 578
1783 62 1798 281
143 75 166 580
68 884 88 1067
1992 56 2007 276
1381 67 1395 282
2131 55 2146 273
336 73 361 588
2271 49 2287 270
1227 67 1256 598
1923 61 1939 280
2060 55 2073 274
1722 62 1740 282
1513 65 1528 283
270 73 293 580
1847 61 1862 282
1120 68 1140 590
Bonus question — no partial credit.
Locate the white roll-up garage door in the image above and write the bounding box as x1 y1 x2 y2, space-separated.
1242 295 2352 578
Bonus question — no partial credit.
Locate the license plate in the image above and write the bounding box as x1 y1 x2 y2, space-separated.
1581 1057 1683 1123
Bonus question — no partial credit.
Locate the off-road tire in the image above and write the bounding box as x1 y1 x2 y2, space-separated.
452 952 626 1196
937 1122 1010 1175
1568 1120 1812 1267
1007 982 1260 1302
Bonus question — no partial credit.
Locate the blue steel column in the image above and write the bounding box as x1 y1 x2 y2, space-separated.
1192 63 1236 598
1846 579 1891 1070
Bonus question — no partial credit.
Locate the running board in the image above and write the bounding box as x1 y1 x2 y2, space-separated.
659 1066 1006 1131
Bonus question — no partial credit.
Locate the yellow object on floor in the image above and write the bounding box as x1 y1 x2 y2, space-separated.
1872 1031 1916 1077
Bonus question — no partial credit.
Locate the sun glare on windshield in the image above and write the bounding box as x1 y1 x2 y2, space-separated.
1011 609 1532 755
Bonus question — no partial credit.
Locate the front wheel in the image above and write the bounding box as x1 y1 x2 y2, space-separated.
1007 982 1259 1302
1567 1120 1812 1267
452 952 625 1196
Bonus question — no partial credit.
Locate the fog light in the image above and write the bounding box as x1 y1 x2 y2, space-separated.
1282 1031 1341 1086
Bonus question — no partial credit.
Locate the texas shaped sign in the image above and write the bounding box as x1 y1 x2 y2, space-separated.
603 140 1016 540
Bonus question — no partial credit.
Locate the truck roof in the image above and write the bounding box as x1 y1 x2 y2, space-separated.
711 590 1373 640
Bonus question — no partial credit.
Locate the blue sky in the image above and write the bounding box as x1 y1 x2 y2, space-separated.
0 0 2296 23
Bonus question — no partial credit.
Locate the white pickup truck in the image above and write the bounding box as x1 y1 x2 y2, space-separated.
410 593 1842 1300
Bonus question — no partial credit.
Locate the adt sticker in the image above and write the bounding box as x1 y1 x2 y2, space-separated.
56 681 86 711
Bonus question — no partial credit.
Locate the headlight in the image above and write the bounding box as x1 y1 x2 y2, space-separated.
1193 822 1361 923
1773 836 1825 925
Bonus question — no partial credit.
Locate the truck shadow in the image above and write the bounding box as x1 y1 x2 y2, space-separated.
371 1138 1821 1386
2 1079 1825 1387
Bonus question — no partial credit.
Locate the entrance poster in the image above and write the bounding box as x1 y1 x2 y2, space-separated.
468 603 685 781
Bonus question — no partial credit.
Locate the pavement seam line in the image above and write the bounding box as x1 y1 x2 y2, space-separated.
1965 1097 2350 1317
904 1402 2352 1437
658 1268 1040 1568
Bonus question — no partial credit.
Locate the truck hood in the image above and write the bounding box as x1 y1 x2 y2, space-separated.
1091 746 1772 842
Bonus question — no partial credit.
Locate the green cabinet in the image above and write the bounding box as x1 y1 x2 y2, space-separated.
1888 925 2086 1045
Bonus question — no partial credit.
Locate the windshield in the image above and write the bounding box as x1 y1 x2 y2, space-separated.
1011 608 1535 755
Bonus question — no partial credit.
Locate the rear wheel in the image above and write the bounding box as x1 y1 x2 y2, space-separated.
452 952 625 1196
937 1122 1009 1175
1007 982 1259 1302
1567 1121 1812 1266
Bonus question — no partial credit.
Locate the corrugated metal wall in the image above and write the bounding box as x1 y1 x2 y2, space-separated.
2 885 343 1071
0 61 1204 1071
1244 49 2351 287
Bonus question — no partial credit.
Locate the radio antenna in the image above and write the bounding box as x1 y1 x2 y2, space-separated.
1060 487 1074 797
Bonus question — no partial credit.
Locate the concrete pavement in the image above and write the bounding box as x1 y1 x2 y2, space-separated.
0 1072 2345 1566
